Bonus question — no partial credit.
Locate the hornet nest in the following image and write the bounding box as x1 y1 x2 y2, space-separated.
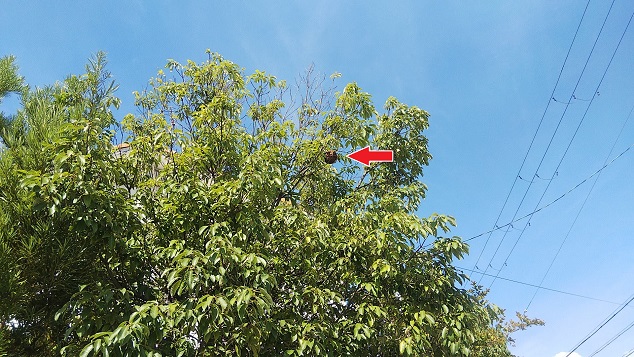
324 150 338 164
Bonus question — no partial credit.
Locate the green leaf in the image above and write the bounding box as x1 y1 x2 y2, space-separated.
217 296 228 311
425 313 435 325
399 340 406 354
450 342 457 354
93 338 102 352
353 323 362 339
79 344 94 357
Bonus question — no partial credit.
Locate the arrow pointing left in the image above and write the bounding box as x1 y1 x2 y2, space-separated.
347 146 394 166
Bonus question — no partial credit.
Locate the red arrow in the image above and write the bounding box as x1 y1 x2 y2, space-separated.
347 146 394 166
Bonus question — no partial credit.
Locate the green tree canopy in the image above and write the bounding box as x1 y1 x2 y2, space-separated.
0 51 536 356
0 55 25 145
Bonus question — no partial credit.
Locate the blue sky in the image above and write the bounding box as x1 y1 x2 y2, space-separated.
2 1 634 355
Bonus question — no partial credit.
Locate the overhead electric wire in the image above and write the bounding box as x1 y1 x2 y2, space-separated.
469 0 592 277
477 0 617 285
587 320 634 357
485 0 628 289
565 292 634 357
422 141 634 250
457 267 625 306
525 103 634 311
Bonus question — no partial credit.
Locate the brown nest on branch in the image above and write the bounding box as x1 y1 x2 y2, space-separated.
324 150 338 164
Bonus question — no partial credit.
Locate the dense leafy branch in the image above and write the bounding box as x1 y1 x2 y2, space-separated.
0 51 542 356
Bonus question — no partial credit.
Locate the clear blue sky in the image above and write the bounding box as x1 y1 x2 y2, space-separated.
2 1 634 356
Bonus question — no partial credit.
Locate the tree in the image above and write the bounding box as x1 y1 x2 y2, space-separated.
0 52 120 356
0 55 25 146
0 51 533 356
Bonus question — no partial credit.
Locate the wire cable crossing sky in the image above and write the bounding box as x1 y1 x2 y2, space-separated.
565 292 634 356
479 0 619 286
469 0 592 279
525 102 634 311
453 142 634 245
485 2 634 291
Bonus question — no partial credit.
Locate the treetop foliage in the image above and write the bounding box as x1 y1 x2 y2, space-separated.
0 51 536 356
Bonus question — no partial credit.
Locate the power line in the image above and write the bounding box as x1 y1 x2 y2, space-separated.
486 0 631 289
525 103 634 311
469 0 592 277
418 141 634 251
565 293 634 357
477 0 617 285
446 141 633 246
489 2 633 288
587 320 634 357
457 267 625 306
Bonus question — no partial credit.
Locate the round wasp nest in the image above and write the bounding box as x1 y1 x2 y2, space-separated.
324 150 338 164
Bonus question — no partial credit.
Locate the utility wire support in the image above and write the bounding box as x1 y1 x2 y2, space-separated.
488 3 633 290
469 0 592 278
525 103 634 311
